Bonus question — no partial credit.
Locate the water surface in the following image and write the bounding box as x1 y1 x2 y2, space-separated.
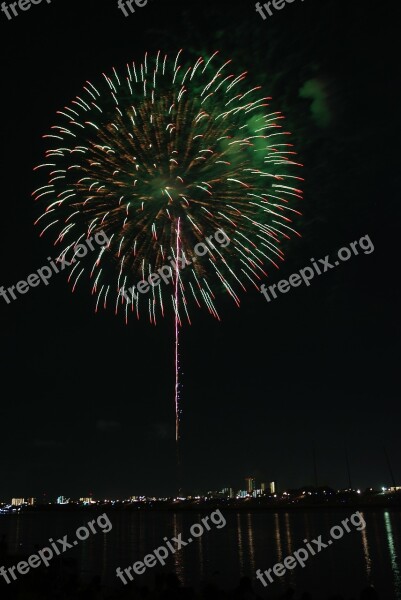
1 509 400 598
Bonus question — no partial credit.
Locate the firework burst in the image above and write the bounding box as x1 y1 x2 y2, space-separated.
33 50 303 325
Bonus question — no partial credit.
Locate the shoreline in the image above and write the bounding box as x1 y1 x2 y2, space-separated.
1 500 401 515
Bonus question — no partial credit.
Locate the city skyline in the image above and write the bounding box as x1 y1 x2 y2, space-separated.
2 473 400 505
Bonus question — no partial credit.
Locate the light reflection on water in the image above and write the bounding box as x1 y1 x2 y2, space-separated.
274 511 283 563
384 511 401 599
172 513 185 583
283 512 295 587
246 513 256 575
360 511 372 580
236 513 243 575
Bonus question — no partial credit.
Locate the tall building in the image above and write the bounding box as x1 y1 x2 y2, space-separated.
269 481 277 494
245 477 256 494
79 497 93 505
57 496 69 504
261 482 266 492
11 498 25 506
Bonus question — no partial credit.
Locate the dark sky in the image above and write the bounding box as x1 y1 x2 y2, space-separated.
0 0 399 500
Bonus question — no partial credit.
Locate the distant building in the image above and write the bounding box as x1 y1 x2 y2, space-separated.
11 498 25 506
261 482 266 492
269 481 277 494
57 496 69 504
27 498 36 506
389 486 401 492
245 477 256 494
221 487 235 499
79 497 94 505
238 490 247 498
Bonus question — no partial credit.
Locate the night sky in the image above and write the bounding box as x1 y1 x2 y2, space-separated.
0 0 399 500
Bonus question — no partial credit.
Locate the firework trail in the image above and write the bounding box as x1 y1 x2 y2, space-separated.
174 217 181 443
174 218 182 491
